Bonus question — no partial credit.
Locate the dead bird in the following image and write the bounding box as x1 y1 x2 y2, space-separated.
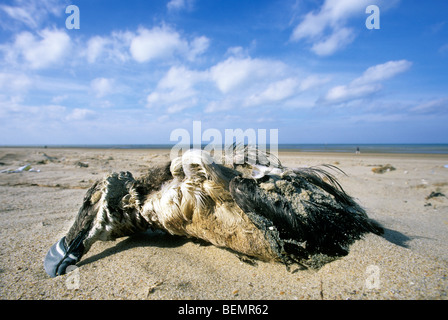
44 147 383 277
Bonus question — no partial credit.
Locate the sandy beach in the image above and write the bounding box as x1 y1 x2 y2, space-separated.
0 147 447 300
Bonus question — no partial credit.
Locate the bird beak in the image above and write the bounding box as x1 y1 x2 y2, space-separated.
44 231 86 277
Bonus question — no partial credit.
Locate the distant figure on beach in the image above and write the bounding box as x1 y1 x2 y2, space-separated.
356 146 360 154
44 146 383 277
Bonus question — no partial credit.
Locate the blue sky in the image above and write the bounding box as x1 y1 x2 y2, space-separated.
0 0 447 145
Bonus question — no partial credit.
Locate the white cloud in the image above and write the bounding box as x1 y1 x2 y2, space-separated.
130 26 187 63
0 23 208 69
0 0 64 29
411 97 448 114
209 56 286 94
210 57 253 93
33 75 89 93
310 27 355 56
352 60 413 86
244 77 299 107
299 75 331 91
167 0 195 11
187 36 210 61
0 4 38 29
291 0 389 55
146 89 197 111
158 65 205 90
3 28 71 69
324 83 382 102
322 60 412 104
129 25 208 63
0 72 31 92
167 0 184 11
0 94 96 124
203 54 323 113
146 66 206 112
144 55 294 114
65 108 96 121
91 78 114 98
85 31 134 64
85 36 109 64
292 0 367 38
83 25 209 65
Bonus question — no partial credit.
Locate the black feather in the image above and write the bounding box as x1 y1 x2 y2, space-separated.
229 166 383 267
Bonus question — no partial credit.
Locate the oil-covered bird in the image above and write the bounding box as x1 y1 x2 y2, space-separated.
44 146 383 277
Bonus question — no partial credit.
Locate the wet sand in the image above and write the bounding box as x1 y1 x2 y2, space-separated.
0 147 447 300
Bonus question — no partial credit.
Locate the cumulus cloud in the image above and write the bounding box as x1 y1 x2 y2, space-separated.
130 26 186 63
85 36 107 64
321 60 412 104
84 32 134 64
209 57 255 93
128 25 209 63
82 25 210 65
147 54 296 114
2 28 71 69
146 65 207 112
158 54 332 113
206 56 330 110
209 56 287 94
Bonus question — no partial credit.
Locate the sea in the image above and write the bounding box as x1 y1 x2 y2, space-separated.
13 144 448 154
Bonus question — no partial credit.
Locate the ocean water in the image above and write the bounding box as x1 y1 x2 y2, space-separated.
23 143 448 154
277 144 448 154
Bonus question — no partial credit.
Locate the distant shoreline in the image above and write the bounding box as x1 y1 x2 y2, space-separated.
2 144 448 155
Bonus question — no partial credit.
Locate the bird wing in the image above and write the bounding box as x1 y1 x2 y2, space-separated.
229 166 383 265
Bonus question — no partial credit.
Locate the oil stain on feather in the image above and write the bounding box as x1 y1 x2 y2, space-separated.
45 146 383 277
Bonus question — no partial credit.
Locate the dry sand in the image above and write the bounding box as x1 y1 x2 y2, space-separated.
0 147 447 300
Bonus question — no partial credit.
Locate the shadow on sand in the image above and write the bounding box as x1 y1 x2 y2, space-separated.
381 227 420 248
77 224 421 270
77 230 200 268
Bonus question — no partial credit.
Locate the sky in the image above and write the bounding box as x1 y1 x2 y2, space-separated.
0 0 447 145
